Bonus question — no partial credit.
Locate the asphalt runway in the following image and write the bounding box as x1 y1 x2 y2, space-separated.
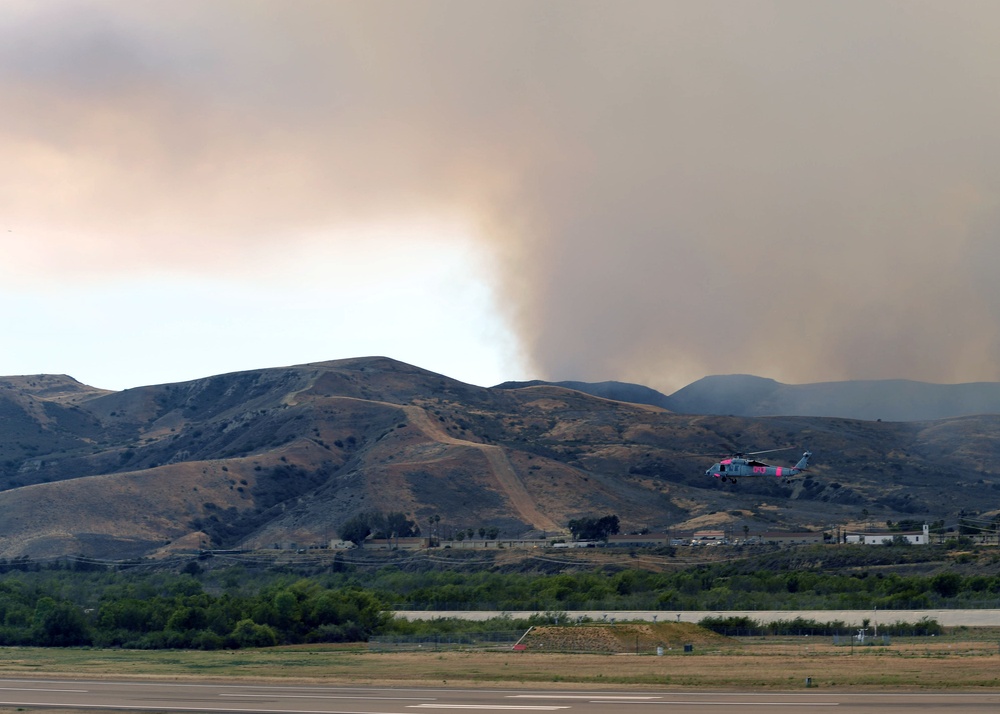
0 679 997 714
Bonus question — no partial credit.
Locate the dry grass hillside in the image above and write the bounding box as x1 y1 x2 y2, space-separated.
0 356 998 559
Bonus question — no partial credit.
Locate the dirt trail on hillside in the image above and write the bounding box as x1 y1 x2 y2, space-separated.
403 406 562 534
287 392 562 534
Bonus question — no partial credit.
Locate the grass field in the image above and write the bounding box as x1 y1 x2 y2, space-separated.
1 629 1000 690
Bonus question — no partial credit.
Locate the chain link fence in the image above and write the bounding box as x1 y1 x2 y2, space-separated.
368 630 528 652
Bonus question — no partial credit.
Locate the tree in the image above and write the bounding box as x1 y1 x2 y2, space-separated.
166 605 208 632
567 515 620 541
930 573 962 598
32 597 91 647
381 512 419 538
271 590 301 630
306 589 389 642
339 514 372 546
229 619 278 648
342 511 419 544
97 598 165 633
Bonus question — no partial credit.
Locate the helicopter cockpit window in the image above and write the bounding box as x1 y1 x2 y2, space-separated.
719 464 725 472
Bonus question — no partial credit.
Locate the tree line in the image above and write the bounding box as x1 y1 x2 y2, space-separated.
0 574 389 649
0 545 997 648
338 511 502 545
566 515 620 541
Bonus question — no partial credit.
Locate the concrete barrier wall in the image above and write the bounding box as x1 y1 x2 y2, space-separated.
393 609 1000 626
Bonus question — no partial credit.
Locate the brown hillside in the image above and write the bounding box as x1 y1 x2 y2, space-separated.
0 356 998 559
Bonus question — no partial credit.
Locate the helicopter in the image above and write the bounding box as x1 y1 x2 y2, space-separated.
706 448 812 484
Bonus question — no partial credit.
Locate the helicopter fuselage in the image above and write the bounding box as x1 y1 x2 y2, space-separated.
707 451 811 483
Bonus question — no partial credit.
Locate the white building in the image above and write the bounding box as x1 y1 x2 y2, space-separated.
845 524 930 545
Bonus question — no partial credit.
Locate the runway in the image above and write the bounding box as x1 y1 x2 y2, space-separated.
0 679 997 714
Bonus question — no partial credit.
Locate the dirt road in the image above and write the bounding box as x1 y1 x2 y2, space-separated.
404 406 562 533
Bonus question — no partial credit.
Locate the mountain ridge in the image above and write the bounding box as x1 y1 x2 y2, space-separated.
1 357 999 560
496 374 1000 421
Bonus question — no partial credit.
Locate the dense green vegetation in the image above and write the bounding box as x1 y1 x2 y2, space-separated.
0 569 388 649
338 511 421 546
0 544 997 648
697 615 943 637
566 515 620 541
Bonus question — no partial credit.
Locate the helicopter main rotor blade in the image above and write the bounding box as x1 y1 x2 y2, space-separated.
677 445 798 459
744 446 795 456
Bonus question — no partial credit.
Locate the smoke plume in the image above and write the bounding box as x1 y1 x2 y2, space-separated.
3 1 1000 390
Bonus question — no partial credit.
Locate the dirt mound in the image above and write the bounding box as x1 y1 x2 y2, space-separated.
521 622 733 653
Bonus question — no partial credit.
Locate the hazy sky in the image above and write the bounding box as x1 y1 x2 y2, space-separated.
4 1 1000 393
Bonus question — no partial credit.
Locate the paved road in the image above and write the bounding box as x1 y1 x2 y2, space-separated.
394 609 1000 626
0 679 997 714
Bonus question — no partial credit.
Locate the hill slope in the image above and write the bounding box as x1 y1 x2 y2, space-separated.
667 375 1000 421
498 374 1000 421
1 358 1000 559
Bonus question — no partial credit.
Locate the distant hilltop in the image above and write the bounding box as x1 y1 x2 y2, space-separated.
495 374 1000 422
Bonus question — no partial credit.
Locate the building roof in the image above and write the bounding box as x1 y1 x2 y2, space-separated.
845 530 925 536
